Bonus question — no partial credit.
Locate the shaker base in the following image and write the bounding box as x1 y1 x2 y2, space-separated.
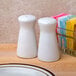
38 57 60 62
17 54 37 59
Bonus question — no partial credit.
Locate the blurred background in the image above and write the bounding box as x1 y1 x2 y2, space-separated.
0 0 75 43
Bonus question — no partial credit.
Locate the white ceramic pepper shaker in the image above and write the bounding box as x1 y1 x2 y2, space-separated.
17 15 37 58
38 17 60 62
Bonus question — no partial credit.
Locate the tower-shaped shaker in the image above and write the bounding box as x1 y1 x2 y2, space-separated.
17 15 37 58
38 17 60 62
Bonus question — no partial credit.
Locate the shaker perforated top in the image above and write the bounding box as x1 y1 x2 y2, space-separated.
38 17 56 25
18 15 36 22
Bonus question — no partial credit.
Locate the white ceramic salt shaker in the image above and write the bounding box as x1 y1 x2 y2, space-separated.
38 17 60 62
17 15 37 58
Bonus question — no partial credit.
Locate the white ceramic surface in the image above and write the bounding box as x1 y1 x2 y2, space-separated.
38 17 60 62
0 64 54 76
17 15 37 58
